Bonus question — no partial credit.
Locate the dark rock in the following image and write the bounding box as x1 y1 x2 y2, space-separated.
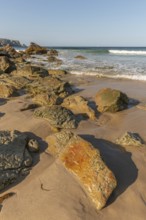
0 130 32 191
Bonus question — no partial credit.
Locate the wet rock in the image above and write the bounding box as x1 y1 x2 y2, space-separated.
48 56 63 65
34 106 77 129
116 132 144 147
25 42 47 55
95 88 129 113
62 95 96 120
74 55 86 59
0 56 16 73
0 130 32 191
47 49 58 56
46 131 117 210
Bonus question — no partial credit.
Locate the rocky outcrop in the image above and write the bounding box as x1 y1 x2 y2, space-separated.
62 95 96 120
12 64 48 78
116 132 144 147
34 106 77 129
25 42 47 55
0 45 21 58
0 38 25 47
0 130 33 191
95 88 129 113
46 131 117 210
26 76 73 98
0 56 16 73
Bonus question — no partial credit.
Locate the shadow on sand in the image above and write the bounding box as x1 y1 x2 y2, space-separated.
80 134 138 206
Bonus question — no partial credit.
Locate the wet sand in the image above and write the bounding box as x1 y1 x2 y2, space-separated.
0 75 146 220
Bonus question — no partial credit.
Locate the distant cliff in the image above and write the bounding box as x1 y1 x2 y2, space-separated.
0 38 26 47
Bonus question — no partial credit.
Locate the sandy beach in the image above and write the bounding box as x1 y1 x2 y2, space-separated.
0 73 146 220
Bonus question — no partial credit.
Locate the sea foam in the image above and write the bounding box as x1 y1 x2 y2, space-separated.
109 50 146 55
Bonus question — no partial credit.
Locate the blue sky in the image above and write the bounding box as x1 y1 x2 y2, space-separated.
0 0 146 46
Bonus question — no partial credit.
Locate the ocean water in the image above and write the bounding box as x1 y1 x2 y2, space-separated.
54 47 146 81
21 46 146 81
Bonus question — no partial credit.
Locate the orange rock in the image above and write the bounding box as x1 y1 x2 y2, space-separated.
46 131 117 210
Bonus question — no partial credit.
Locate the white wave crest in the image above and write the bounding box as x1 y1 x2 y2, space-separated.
70 71 146 81
109 50 146 55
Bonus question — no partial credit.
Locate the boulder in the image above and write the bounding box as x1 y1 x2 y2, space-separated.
26 76 73 98
48 56 63 65
2 44 21 58
48 69 68 76
1 75 31 89
25 42 47 55
12 64 48 78
116 132 144 147
33 93 62 106
46 131 117 210
34 106 77 129
0 56 16 73
62 95 96 120
0 130 32 191
47 49 58 56
74 55 86 59
95 88 129 113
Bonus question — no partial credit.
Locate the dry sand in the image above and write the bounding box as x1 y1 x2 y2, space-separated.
0 75 146 220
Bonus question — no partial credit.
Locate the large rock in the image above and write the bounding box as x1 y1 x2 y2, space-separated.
0 56 16 73
74 55 86 59
33 93 62 106
0 75 31 90
0 130 32 191
62 95 96 120
48 56 63 65
46 131 117 210
95 88 129 113
2 44 21 58
26 76 73 98
34 106 77 129
25 42 47 55
116 132 144 147
12 64 48 78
